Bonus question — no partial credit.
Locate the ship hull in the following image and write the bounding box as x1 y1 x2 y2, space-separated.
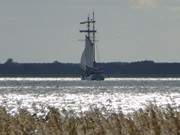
81 73 104 81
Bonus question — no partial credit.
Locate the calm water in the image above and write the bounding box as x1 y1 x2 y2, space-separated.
0 77 180 114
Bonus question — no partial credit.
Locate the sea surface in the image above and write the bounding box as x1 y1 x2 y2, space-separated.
0 77 180 115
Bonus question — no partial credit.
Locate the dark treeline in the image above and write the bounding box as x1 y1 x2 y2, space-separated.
1 59 180 77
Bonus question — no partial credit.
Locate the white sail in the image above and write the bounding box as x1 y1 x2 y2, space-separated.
80 36 94 70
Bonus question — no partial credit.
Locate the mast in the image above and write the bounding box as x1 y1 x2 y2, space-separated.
87 15 90 38
80 12 96 66
92 12 96 64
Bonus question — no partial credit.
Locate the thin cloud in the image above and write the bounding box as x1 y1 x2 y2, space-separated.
130 0 160 9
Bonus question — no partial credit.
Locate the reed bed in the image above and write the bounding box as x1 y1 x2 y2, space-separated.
0 104 180 135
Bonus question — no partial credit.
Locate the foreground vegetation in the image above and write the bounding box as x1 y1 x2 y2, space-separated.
0 104 180 135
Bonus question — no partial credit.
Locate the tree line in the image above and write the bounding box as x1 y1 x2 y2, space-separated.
0 59 180 77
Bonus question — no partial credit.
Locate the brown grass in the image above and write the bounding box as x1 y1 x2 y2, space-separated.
0 104 180 135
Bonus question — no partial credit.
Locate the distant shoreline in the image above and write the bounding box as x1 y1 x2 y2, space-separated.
1 60 180 77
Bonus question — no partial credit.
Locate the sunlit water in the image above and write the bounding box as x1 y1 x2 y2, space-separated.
0 77 180 115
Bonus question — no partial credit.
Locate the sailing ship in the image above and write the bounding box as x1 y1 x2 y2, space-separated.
80 12 104 80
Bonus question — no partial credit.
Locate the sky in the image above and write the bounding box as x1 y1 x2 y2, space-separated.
0 0 180 63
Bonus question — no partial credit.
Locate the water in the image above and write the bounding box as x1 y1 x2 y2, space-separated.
0 77 180 114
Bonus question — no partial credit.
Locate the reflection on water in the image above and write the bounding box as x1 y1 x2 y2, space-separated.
0 77 180 114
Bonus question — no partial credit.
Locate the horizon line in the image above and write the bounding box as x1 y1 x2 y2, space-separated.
1 59 180 64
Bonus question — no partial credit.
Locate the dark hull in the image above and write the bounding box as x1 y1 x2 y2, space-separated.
81 73 104 81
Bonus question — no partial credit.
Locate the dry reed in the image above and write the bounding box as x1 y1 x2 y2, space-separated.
0 104 179 135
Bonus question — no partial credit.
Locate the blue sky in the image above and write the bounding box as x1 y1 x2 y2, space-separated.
0 0 180 63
